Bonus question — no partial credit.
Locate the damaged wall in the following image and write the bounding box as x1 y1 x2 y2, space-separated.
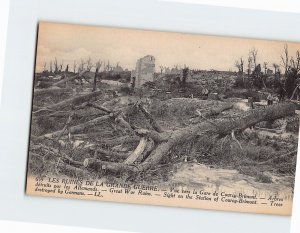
131 55 155 88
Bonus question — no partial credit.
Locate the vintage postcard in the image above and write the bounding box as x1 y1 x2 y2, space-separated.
26 22 300 215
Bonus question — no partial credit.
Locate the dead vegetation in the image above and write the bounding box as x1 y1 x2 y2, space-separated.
28 58 299 189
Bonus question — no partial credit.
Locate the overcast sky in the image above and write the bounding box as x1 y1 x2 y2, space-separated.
35 22 300 72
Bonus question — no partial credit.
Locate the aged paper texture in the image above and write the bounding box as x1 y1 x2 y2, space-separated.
26 22 299 215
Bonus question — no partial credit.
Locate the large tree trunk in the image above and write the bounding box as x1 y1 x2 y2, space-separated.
33 90 103 114
84 102 297 173
42 114 112 138
34 88 73 96
92 67 99 92
52 70 88 87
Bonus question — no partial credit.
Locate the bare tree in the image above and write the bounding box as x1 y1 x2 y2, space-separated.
280 44 300 98
290 50 300 71
103 61 106 72
78 58 86 73
105 60 111 72
43 62 47 72
289 50 300 98
64 64 69 88
93 60 103 92
263 62 268 74
159 66 165 74
54 57 58 73
181 67 189 86
273 63 279 77
86 57 93 72
235 57 244 73
59 60 64 72
250 48 258 68
235 57 245 87
73 60 77 74
240 57 244 73
247 55 252 79
296 50 300 70
249 48 266 88
49 61 53 73
281 43 289 76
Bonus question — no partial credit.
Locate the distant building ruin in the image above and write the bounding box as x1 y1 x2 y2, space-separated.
112 65 123 74
267 69 273 76
131 55 155 88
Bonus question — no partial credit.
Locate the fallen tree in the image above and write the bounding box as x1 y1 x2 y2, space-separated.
52 70 88 86
42 114 112 138
32 90 103 114
40 104 134 138
83 102 298 174
259 150 297 165
34 87 73 96
191 102 233 123
29 152 91 177
32 110 106 120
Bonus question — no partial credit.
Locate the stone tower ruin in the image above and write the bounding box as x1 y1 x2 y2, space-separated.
131 55 155 88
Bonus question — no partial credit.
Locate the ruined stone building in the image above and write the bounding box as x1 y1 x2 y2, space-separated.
131 55 155 88
112 65 123 74
267 69 274 76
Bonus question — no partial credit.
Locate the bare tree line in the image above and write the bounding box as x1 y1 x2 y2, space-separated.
234 44 300 99
42 57 122 74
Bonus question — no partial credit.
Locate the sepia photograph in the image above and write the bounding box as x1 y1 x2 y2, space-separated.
26 22 300 215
